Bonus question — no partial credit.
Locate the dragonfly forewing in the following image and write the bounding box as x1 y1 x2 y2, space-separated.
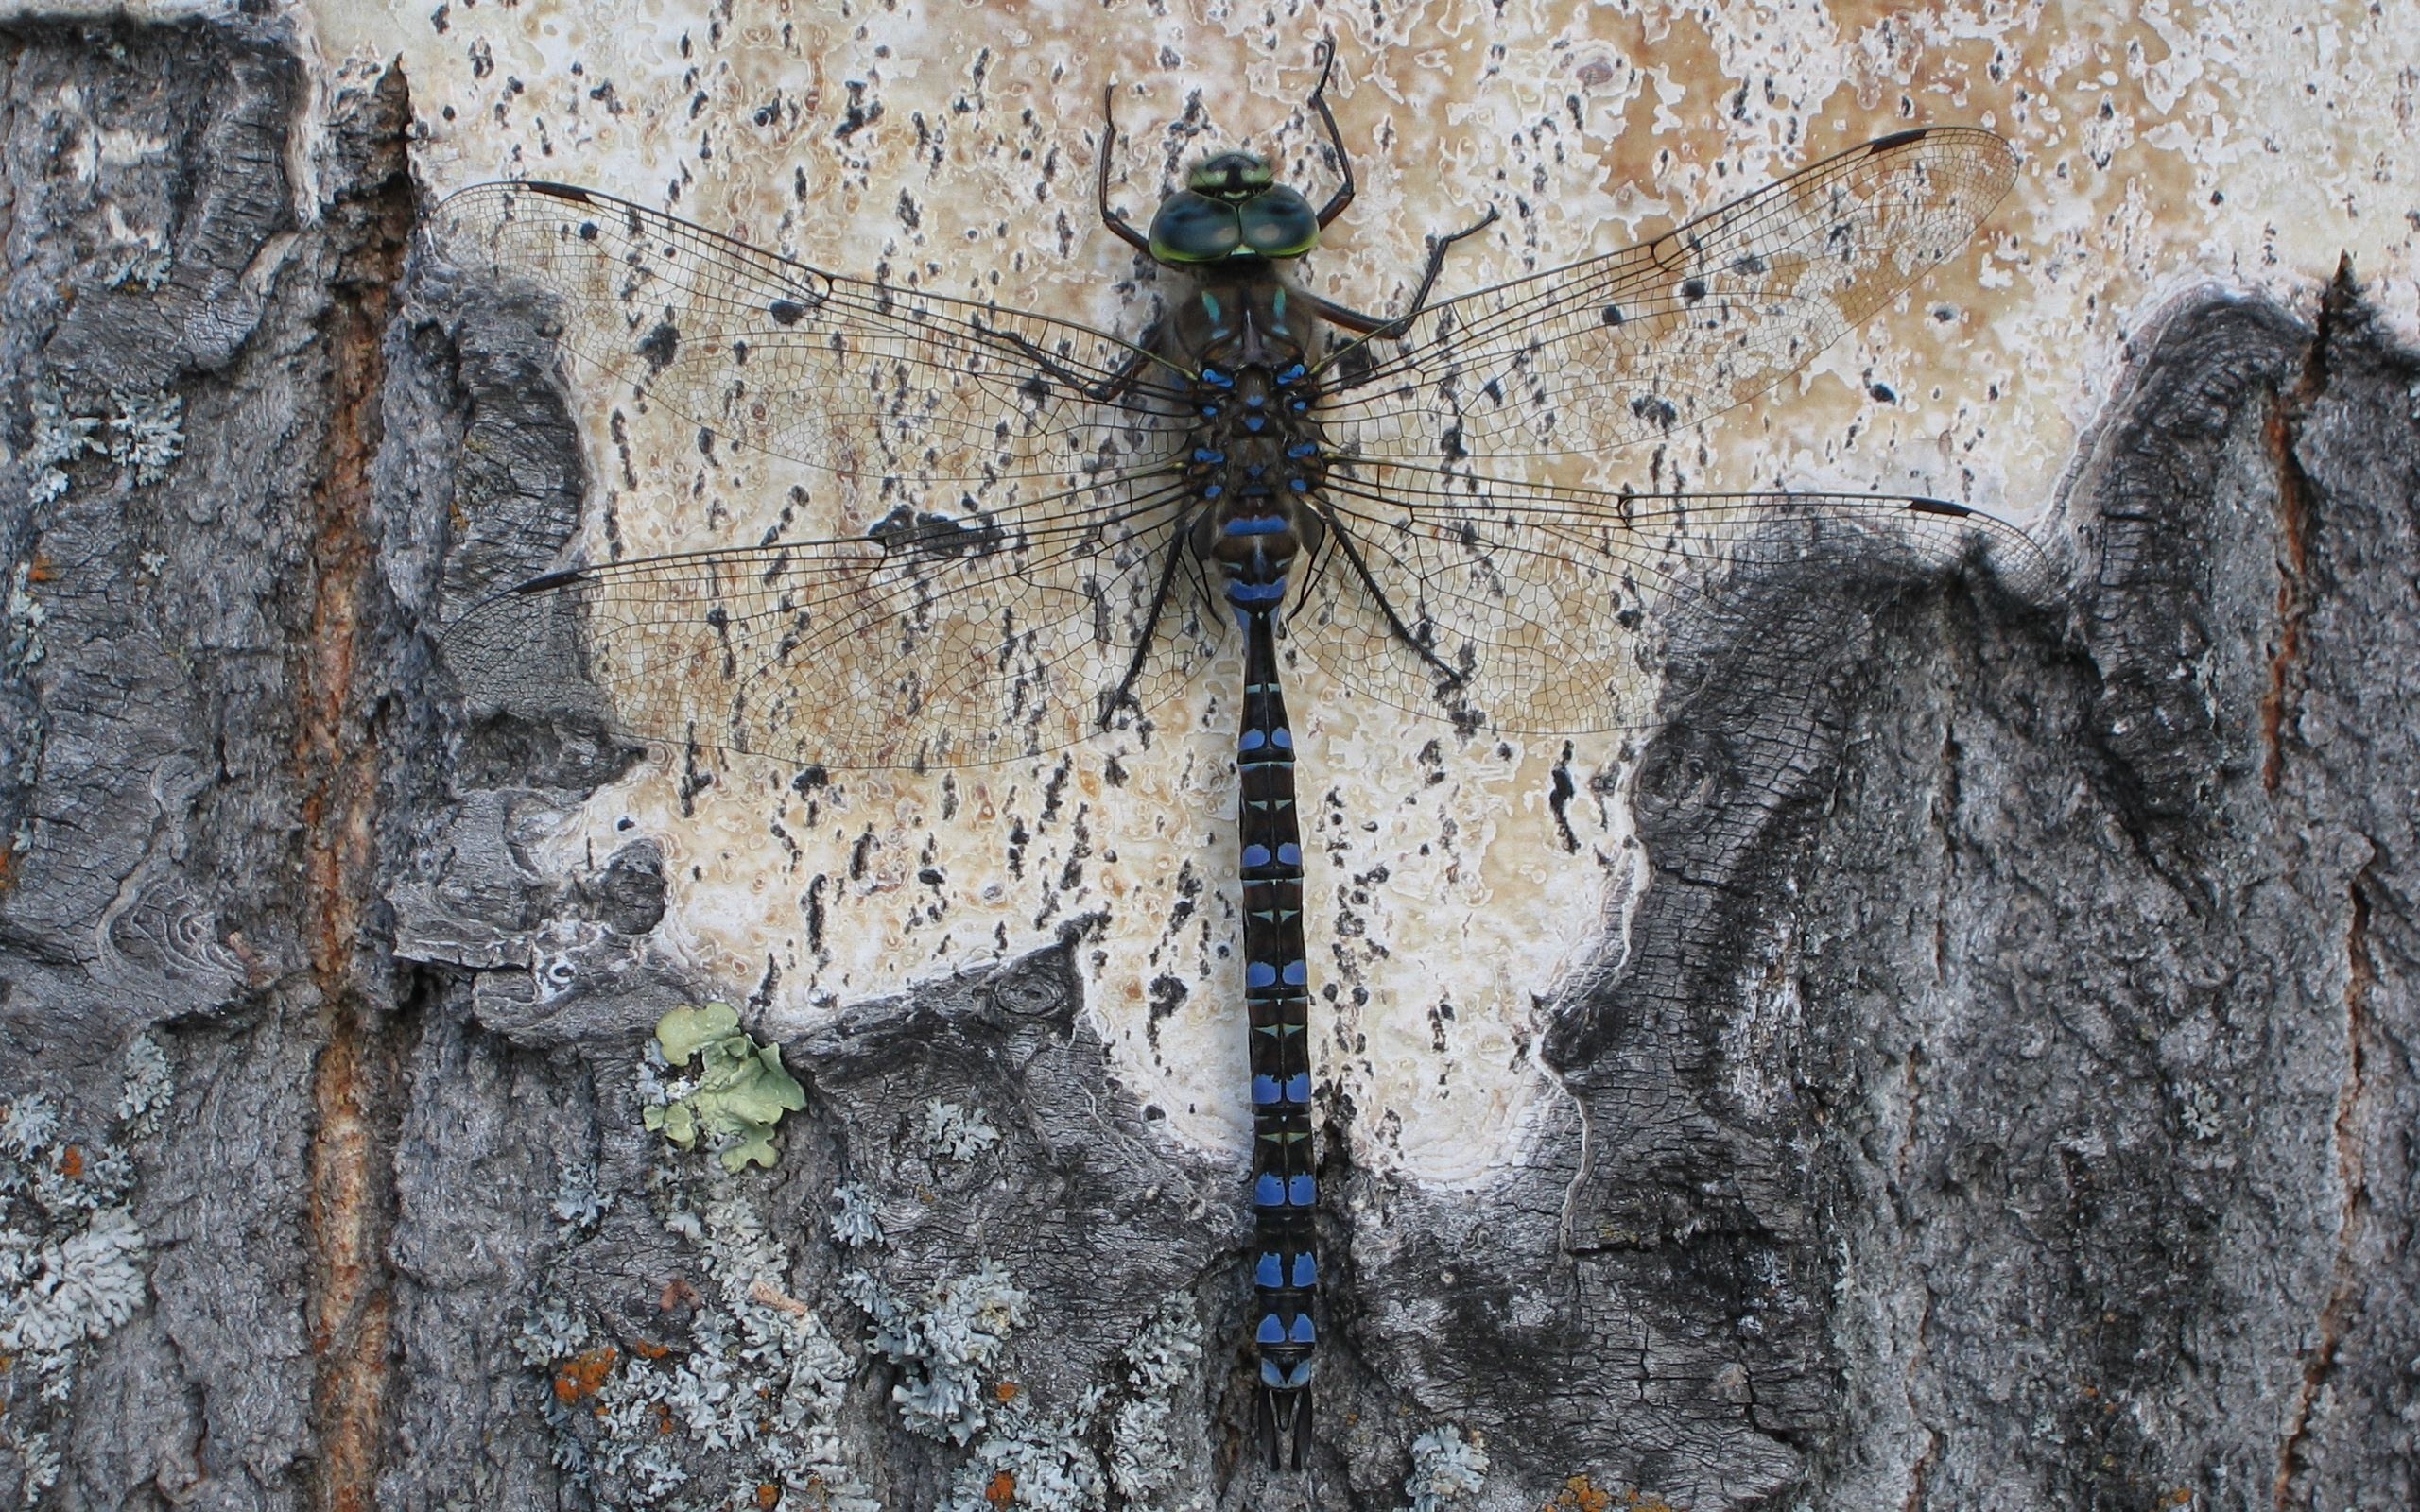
1315 128 2019 465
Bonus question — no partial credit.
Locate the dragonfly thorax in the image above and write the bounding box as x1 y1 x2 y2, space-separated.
1184 358 1329 601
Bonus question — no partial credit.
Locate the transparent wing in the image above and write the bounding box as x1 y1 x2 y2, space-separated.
1315 128 2017 462
430 180 1193 496
1290 459 2049 734
442 466 1225 771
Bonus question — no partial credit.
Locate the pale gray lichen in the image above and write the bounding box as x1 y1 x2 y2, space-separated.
515 1172 880 1512
1403 1424 1490 1512
115 1035 173 1141
937 1296 1205 1512
829 1181 883 1248
917 1097 1001 1165
841 1258 1029 1443
102 245 172 291
944 1389 1107 1512
1103 1296 1204 1503
26 387 99 505
0 1091 151 1492
549 1158 607 1238
2176 1079 2224 1141
104 389 182 486
6 561 48 678
26 385 183 502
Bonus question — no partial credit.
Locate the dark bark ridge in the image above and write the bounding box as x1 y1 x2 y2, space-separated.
0 21 2412 1512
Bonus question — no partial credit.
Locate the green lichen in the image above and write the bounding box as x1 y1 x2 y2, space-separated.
643 1003 806 1172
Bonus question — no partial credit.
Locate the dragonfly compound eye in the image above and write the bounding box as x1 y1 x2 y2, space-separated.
1236 187 1319 257
1150 185 1321 264
1150 191 1245 263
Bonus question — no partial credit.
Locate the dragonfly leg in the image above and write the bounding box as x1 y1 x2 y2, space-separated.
1304 202 1502 339
1309 507 1470 692
994 325 1170 406
1098 85 1153 257
1305 39 1355 229
1098 517 1201 728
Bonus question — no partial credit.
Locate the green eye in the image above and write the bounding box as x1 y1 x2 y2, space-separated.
1149 186 1321 265
1237 187 1319 257
1150 191 1245 263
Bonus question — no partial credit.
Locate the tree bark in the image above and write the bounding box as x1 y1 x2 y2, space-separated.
1 21 2411 1512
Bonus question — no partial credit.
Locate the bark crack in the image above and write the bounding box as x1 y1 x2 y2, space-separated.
300 62 414 1512
2272 852 2377 1508
2259 259 2345 793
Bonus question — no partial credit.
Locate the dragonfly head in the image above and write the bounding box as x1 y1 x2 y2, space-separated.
1148 151 1321 266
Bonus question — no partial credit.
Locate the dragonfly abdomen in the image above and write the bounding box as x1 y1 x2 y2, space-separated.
1235 590 1318 1466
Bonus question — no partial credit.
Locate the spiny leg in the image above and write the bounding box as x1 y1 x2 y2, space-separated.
1305 39 1355 229
995 325 1177 406
1098 84 1153 257
1305 202 1502 339
1310 509 1470 692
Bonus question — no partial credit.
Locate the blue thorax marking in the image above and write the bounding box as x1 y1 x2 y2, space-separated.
1201 366 1234 388
1194 446 1226 464
1226 579 1287 605
1287 440 1318 458
1223 514 1287 536
1276 361 1306 385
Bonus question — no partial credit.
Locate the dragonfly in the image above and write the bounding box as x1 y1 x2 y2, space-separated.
434 46 2032 1471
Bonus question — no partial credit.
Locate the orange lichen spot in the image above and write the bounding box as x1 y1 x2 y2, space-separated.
58 1145 84 1179
551 1347 618 1404
1624 1494 1680 1512
984 1470 1018 1506
26 555 54 583
754 1483 782 1508
1543 1476 1613 1512
631 1338 671 1360
660 1278 701 1310
653 1401 677 1435
994 1379 1021 1402
2163 1490 2196 1507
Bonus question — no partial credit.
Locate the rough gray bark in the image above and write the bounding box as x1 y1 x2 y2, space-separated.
1 21 2412 1512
